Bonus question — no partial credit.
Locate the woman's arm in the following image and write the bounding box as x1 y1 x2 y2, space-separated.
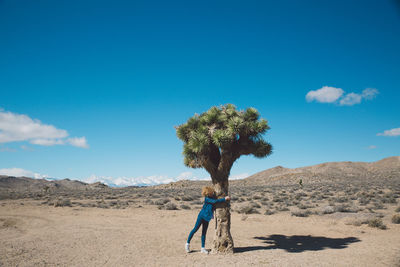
205 197 227 204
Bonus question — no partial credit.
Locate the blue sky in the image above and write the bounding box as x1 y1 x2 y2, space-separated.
1 0 399 186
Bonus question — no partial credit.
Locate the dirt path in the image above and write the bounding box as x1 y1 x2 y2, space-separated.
1 201 399 266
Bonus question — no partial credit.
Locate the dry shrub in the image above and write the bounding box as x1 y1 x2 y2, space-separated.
334 204 359 213
395 206 400 212
180 204 191 210
97 202 110 209
165 203 178 210
392 214 400 224
367 218 387 230
182 196 194 201
291 209 311 217
154 199 170 205
237 203 260 214
264 209 275 215
54 198 72 207
321 206 335 214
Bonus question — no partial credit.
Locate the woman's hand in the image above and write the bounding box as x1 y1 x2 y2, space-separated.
225 196 231 201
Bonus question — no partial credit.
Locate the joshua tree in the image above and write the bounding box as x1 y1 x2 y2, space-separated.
175 104 272 253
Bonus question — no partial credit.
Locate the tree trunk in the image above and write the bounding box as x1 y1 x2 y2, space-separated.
212 178 234 253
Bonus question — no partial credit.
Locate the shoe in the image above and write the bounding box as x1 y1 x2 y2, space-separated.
201 248 209 254
185 243 190 253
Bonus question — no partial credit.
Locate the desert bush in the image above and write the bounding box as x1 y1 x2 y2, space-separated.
230 196 239 201
250 202 261 208
382 195 397 204
264 209 275 215
165 203 178 210
295 192 307 200
237 204 260 214
392 214 400 224
321 206 335 214
144 199 154 205
395 206 400 212
154 198 170 205
334 196 349 203
276 205 289 212
237 197 245 203
174 196 181 201
181 196 194 201
373 201 385 210
54 198 72 207
253 195 261 200
367 218 387 230
291 209 311 217
180 204 191 210
298 203 313 210
358 197 370 206
334 204 359 213
334 204 349 212
97 202 110 209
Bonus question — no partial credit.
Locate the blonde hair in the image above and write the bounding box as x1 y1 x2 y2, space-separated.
201 186 215 197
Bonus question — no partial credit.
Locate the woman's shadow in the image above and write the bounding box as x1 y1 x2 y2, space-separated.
235 234 360 253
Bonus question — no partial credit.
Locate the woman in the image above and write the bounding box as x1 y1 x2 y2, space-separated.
185 186 230 254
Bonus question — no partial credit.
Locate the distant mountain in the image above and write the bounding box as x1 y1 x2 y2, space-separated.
0 175 108 194
236 156 400 186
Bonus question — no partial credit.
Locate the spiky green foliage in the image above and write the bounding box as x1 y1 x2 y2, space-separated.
176 104 272 182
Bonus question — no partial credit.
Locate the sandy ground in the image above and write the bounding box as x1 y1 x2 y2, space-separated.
1 200 399 267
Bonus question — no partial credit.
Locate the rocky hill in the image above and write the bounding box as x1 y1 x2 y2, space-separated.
237 156 400 186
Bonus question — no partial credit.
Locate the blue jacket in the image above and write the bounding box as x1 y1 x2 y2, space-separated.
198 197 226 222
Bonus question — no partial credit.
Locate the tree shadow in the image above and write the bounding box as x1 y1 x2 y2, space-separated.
235 234 361 253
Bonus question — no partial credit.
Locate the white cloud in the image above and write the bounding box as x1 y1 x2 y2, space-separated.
377 127 400 137
306 87 379 106
30 138 65 146
67 137 89 148
339 88 379 106
0 109 88 148
362 88 379 100
306 86 344 103
0 110 67 143
339 92 362 106
0 167 48 179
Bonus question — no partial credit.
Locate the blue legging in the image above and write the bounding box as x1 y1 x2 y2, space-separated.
187 215 209 247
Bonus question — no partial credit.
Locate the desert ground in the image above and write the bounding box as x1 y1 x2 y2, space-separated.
1 157 400 266
0 199 400 267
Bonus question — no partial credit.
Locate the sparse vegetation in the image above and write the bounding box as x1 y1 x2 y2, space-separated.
367 218 387 230
291 209 312 217
54 198 72 207
237 203 260 214
165 203 178 210
392 214 400 224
